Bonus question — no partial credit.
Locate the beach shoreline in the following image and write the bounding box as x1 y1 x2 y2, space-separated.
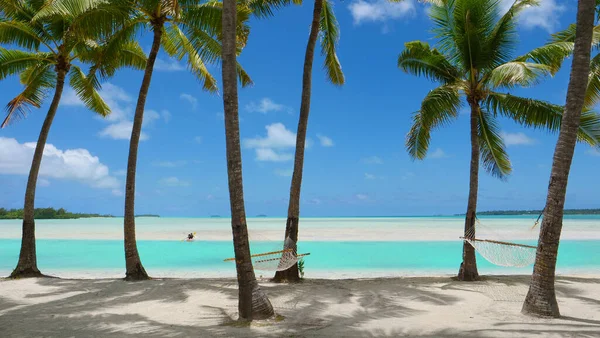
1 216 600 241
1 275 599 337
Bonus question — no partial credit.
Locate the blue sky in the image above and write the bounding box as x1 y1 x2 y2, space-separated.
0 0 597 217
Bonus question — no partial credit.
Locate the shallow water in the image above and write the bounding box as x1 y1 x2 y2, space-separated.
0 239 598 278
0 216 598 278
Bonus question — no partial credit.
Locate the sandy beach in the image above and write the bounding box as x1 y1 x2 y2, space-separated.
1 275 599 337
1 217 600 241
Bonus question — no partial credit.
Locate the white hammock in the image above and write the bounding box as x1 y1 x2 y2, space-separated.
461 217 539 268
224 238 310 271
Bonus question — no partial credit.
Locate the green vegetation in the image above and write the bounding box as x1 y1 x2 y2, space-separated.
0 208 113 219
471 209 600 216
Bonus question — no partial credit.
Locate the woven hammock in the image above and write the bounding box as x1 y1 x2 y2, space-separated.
460 217 539 268
224 238 310 271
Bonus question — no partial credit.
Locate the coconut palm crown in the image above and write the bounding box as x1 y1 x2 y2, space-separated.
398 0 600 281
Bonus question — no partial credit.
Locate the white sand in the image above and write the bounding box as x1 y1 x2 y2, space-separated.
1 217 599 241
1 276 599 337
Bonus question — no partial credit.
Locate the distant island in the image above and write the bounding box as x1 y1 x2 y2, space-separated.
135 214 160 218
256 214 268 218
0 207 114 220
210 215 221 218
456 209 600 216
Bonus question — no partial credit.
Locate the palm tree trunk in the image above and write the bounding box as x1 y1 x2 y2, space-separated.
522 0 595 318
123 22 164 281
273 0 323 283
457 100 480 281
222 0 274 320
10 67 68 279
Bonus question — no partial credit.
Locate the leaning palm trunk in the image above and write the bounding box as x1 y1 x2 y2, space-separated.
10 68 68 279
458 100 480 281
222 0 273 320
273 0 323 283
123 23 164 281
522 0 595 318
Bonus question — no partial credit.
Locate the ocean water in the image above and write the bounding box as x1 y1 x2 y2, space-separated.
0 216 599 278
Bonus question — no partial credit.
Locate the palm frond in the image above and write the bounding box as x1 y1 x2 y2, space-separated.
551 23 600 46
2 62 55 128
477 108 511 179
429 0 460 66
484 0 539 69
485 61 553 88
164 24 218 92
486 92 562 130
452 0 498 72
180 1 223 38
578 108 600 146
0 48 54 80
486 92 600 145
34 0 132 40
319 0 344 85
513 41 574 74
0 20 45 51
68 65 110 116
0 0 37 21
236 61 253 87
243 0 299 19
406 84 462 159
398 41 461 84
584 53 600 110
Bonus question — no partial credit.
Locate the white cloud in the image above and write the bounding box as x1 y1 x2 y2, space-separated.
317 134 334 147
159 176 190 187
256 148 293 162
161 110 172 123
348 0 415 25
243 123 300 162
0 137 120 195
245 123 296 149
99 121 148 141
144 110 161 125
365 173 376 180
154 58 185 71
245 98 291 114
362 156 383 164
500 0 565 32
38 178 50 187
153 161 187 168
501 132 536 146
194 136 203 144
65 83 165 141
428 148 448 159
275 168 293 177
355 193 369 200
180 93 198 109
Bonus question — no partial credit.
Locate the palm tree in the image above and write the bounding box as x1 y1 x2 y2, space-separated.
522 0 596 318
272 0 344 283
0 0 145 278
221 0 274 320
397 0 600 281
31 0 254 280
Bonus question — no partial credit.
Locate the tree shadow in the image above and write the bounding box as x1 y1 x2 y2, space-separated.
0 276 599 337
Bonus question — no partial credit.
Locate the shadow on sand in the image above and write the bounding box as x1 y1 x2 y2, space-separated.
0 275 598 337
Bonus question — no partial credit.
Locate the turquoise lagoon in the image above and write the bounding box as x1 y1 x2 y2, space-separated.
0 216 599 278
